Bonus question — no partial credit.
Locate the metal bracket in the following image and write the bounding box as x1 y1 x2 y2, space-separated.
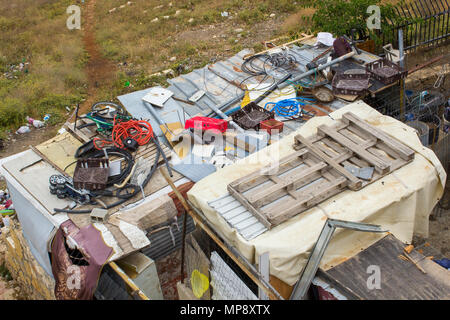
289 218 387 300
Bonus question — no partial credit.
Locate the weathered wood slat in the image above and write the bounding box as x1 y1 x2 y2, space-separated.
247 161 328 208
230 149 309 192
265 176 347 226
227 112 416 229
295 134 362 190
342 112 414 161
318 124 390 174
227 185 272 229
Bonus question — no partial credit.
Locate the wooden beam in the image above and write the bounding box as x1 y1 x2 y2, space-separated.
228 185 272 229
243 34 315 60
159 167 282 300
109 262 149 300
230 149 308 192
294 134 362 190
265 177 347 226
342 112 414 161
317 125 390 174
247 162 328 208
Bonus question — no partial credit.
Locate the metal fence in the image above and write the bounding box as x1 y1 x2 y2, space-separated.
384 0 450 51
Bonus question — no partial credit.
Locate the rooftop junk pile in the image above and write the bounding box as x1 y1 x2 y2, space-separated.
0 31 448 301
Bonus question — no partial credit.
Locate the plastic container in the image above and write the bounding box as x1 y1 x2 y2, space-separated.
406 120 429 146
419 114 441 145
231 102 274 130
365 58 407 84
260 119 284 135
332 72 370 96
73 158 109 190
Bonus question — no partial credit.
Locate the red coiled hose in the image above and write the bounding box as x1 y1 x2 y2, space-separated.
93 117 154 150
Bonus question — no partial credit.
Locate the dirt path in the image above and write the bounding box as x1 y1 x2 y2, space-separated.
0 1 117 159
79 0 116 114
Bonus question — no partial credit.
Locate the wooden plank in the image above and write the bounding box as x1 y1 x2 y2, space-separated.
160 167 282 300
295 134 362 190
247 161 328 208
243 33 315 60
342 112 414 161
248 170 323 208
35 132 82 176
228 185 272 229
230 149 308 192
109 262 149 300
317 124 390 174
265 176 347 226
258 252 270 300
64 121 93 143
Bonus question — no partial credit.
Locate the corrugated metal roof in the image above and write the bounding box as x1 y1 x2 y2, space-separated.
95 264 132 300
208 193 268 241
141 214 195 261
317 234 450 299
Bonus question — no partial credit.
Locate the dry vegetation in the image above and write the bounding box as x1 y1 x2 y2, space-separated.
1 0 445 139
93 0 313 99
0 0 86 138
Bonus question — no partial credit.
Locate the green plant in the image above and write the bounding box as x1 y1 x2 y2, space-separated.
0 262 12 281
310 0 407 44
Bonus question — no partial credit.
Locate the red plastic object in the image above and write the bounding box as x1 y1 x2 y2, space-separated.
260 119 284 135
185 116 228 133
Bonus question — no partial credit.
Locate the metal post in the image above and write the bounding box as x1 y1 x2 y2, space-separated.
399 29 406 121
289 219 387 300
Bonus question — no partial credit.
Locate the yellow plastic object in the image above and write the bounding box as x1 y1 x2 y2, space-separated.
241 90 250 108
190 269 209 298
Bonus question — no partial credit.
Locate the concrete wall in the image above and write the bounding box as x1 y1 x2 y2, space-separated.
1 219 55 300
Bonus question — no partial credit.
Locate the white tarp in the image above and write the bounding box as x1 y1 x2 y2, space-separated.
187 101 446 286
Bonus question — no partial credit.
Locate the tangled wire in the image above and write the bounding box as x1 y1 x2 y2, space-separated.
93 117 154 150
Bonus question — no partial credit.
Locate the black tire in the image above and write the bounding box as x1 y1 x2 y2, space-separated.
56 190 67 199
49 185 57 194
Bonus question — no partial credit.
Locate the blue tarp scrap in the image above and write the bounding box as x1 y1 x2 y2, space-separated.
433 258 450 270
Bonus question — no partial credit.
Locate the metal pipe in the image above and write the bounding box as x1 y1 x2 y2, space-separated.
399 29 405 69
205 92 245 117
206 101 245 133
279 51 356 89
399 29 406 121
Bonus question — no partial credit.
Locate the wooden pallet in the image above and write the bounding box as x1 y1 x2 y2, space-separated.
228 112 415 229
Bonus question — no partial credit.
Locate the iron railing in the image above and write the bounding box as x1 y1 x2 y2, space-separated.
383 0 450 51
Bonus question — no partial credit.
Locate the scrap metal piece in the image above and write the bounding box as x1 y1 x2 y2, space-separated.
289 218 387 300
189 90 206 102
171 163 217 182
344 164 374 181
208 193 268 241
142 87 174 107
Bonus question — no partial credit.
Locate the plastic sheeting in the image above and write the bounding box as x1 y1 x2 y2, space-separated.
187 101 446 286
